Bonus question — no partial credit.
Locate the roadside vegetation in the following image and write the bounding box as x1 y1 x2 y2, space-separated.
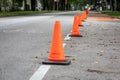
101 11 120 19
101 11 120 16
0 10 59 17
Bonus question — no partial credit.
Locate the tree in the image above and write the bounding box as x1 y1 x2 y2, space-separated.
0 0 12 11
0 0 2 11
117 0 120 11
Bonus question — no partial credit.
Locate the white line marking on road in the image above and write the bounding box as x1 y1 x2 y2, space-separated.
29 65 51 80
64 33 71 41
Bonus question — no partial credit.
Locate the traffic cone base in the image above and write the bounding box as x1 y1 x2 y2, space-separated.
82 20 86 22
79 25 84 27
69 34 83 37
42 59 71 65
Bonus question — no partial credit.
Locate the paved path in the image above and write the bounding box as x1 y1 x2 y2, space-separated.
0 11 120 80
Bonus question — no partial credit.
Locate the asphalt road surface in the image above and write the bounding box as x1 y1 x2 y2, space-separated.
0 11 120 80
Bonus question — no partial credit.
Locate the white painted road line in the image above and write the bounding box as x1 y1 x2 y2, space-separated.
29 65 51 80
64 33 71 41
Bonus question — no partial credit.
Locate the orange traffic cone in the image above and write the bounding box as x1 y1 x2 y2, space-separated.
84 10 87 19
88 9 90 13
69 15 82 37
77 13 83 27
42 20 71 65
81 12 85 22
82 11 87 21
86 9 89 14
86 9 90 14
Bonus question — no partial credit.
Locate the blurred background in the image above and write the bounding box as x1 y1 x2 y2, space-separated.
0 0 120 12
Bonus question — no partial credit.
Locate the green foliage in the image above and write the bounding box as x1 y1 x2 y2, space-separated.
0 0 119 12
0 0 23 11
0 0 12 11
0 10 60 16
69 0 97 10
101 11 120 16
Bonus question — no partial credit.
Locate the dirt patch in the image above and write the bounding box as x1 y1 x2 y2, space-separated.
88 13 110 17
87 69 120 74
87 12 120 20
87 17 119 20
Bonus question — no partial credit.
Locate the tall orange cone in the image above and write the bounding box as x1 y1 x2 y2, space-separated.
81 12 85 22
81 11 87 21
77 13 83 27
88 8 90 14
86 9 89 14
42 20 71 65
69 15 82 37
84 10 87 19
86 8 90 14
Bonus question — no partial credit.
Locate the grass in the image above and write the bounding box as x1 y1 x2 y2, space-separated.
0 11 39 16
101 11 120 16
0 10 60 17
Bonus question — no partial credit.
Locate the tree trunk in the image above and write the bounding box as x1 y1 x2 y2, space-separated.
110 0 113 11
114 0 117 11
117 0 119 11
24 0 27 10
31 0 36 11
